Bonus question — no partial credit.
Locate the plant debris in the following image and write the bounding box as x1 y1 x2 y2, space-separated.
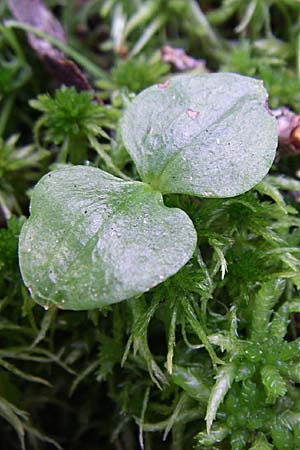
162 45 207 71
273 107 300 154
7 0 92 91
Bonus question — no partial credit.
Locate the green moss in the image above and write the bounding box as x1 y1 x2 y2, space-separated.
1 1 300 449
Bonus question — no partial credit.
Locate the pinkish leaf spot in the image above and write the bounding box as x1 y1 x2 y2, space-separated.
157 79 170 89
186 108 200 119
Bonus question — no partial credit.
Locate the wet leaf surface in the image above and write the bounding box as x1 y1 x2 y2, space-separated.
121 73 278 197
19 166 197 310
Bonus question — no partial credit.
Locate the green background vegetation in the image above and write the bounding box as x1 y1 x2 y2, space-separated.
2 1 300 449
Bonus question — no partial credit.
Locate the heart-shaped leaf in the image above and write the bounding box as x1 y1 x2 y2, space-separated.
121 73 278 197
19 166 197 310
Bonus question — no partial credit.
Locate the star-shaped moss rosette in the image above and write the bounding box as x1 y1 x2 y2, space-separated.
18 73 278 310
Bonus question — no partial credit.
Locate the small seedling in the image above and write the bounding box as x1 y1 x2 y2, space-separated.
18 73 277 310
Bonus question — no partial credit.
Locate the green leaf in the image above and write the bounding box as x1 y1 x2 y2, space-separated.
250 279 286 340
248 433 273 450
171 365 210 404
0 396 27 450
0 358 51 386
271 413 295 450
19 166 197 310
121 73 277 197
196 424 229 446
261 365 287 401
205 363 236 433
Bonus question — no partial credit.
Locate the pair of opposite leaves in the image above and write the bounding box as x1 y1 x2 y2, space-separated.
19 73 278 310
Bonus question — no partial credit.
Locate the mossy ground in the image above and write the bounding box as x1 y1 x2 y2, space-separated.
1 1 300 449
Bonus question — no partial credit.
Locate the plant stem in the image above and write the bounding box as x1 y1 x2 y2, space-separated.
0 95 15 137
88 135 131 180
